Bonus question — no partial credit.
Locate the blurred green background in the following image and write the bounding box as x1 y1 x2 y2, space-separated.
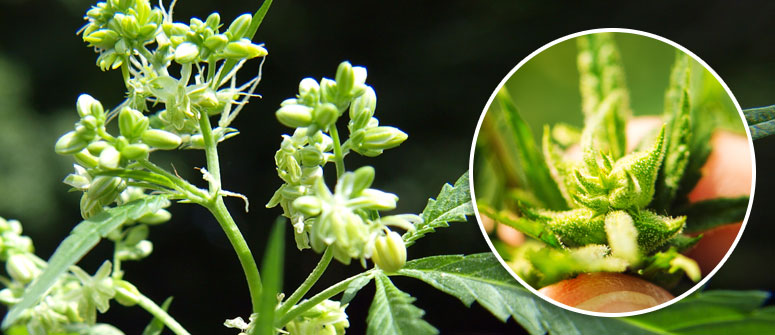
1 0 775 334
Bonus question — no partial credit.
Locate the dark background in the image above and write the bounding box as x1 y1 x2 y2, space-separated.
0 0 774 334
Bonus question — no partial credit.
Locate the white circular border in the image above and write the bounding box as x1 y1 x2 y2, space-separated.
468 28 757 318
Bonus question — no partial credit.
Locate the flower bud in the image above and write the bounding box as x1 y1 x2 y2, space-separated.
141 129 182 150
99 145 121 169
205 12 221 30
298 78 320 105
204 34 229 51
138 209 171 225
124 225 149 246
77 94 105 120
276 104 314 128
293 196 322 217
81 193 103 218
174 42 200 64
319 78 337 105
55 131 89 155
6 254 40 283
87 141 110 156
227 14 252 41
88 176 125 204
84 29 119 49
74 149 99 168
314 103 339 129
350 166 375 195
119 107 150 139
360 126 408 150
299 147 324 166
354 189 397 210
222 39 267 59
335 61 355 98
113 280 141 306
371 231 406 272
349 86 376 129
121 143 150 160
64 171 91 190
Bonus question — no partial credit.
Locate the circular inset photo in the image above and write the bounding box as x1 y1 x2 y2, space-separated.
470 29 755 316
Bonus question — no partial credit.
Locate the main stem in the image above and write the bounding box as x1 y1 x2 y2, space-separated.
136 293 191 335
329 125 346 178
199 111 262 312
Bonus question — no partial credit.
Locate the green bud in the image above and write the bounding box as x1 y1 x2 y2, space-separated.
276 104 314 128
314 103 339 129
227 14 252 41
205 12 221 30
88 176 125 204
335 61 355 98
351 166 375 195
138 209 171 225
124 225 149 246
55 131 88 155
73 149 99 168
113 280 141 306
88 140 110 156
80 115 99 130
6 254 40 283
119 107 149 139
361 126 408 151
141 129 182 150
298 78 320 106
81 193 103 218
293 196 322 217
355 189 397 211
99 145 121 169
349 86 376 129
222 39 268 59
319 78 337 105
299 147 324 166
204 34 229 51
121 143 150 160
77 94 105 120
174 42 200 64
63 171 91 190
371 231 406 272
84 29 119 49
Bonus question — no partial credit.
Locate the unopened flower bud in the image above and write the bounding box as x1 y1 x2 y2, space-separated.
99 146 121 169
361 126 408 151
276 104 314 128
124 225 149 246
141 129 182 150
205 12 221 30
81 193 102 218
73 149 99 168
121 143 150 160
372 231 406 272
204 34 229 51
222 39 267 59
88 141 110 156
293 196 322 217
55 131 89 155
119 107 149 139
88 176 124 204
356 189 398 210
349 86 376 129
335 61 355 97
314 103 339 129
138 209 171 225
6 254 40 283
113 280 141 306
77 94 104 119
351 166 375 195
174 42 200 64
84 29 119 49
227 14 252 41
299 147 324 166
298 78 320 105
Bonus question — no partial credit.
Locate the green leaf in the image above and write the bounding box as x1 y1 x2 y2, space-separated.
142 297 173 335
749 118 775 140
402 172 473 247
254 217 285 335
495 89 567 209
743 105 775 125
2 195 169 328
676 196 749 233
653 52 691 211
341 274 373 305
577 33 629 160
477 204 561 248
216 0 273 85
397 253 775 335
366 273 437 335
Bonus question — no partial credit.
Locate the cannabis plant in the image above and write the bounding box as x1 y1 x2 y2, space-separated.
474 33 751 307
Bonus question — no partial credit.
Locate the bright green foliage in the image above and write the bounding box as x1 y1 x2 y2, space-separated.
254 219 285 335
141 297 173 335
678 196 750 233
403 172 474 247
366 274 438 335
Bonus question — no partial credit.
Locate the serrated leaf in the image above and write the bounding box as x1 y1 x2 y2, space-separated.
255 217 285 335
495 88 567 209
676 196 749 233
477 204 561 248
402 172 473 247
749 117 775 140
653 52 692 211
367 273 437 335
396 253 775 335
142 297 173 335
743 105 775 125
341 274 372 305
2 195 169 328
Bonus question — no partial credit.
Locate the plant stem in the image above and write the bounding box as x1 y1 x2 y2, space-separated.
276 247 334 316
137 160 208 201
136 292 191 335
276 269 375 327
207 197 263 312
198 110 262 313
329 125 346 178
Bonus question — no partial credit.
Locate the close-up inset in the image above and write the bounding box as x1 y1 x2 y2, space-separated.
472 30 754 315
